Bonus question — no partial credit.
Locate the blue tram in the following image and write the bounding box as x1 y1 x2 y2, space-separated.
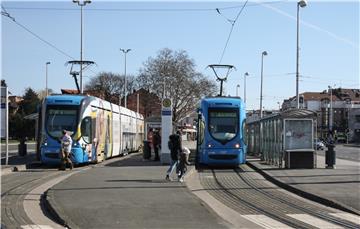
196 97 247 166
38 94 144 165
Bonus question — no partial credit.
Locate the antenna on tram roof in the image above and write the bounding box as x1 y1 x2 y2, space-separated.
207 64 236 97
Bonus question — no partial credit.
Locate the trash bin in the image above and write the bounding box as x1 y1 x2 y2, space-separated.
325 144 336 169
143 140 151 159
18 138 27 156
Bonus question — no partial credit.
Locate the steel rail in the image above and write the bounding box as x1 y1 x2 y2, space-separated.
234 166 359 229
202 169 314 229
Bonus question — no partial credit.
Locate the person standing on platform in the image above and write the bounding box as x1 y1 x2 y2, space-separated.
147 128 154 158
152 130 161 161
165 130 182 181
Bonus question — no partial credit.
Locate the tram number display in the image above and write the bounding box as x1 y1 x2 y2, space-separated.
209 111 237 118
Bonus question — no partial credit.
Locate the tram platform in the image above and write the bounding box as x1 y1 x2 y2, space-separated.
2 142 359 227
247 154 360 215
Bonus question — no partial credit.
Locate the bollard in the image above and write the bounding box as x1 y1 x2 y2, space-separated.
18 137 27 156
143 140 151 159
325 144 336 169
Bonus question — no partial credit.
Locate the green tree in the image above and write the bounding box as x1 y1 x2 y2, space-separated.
138 48 217 123
9 88 39 140
84 72 137 103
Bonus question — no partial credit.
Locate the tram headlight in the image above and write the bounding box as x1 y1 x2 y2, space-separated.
207 142 213 148
234 143 240 148
42 137 48 146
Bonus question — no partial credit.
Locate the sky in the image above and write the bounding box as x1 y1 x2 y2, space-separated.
1 0 359 111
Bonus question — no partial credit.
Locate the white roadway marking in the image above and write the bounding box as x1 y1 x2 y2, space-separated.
23 169 87 229
185 168 276 229
329 213 360 225
287 214 344 229
21 225 55 229
241 215 293 229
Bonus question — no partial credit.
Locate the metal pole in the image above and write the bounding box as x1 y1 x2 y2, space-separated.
244 72 249 103
296 3 300 109
5 86 9 165
80 4 83 94
124 52 127 108
329 87 333 132
260 51 267 118
120 48 131 108
296 0 307 108
46 62 50 97
236 85 240 97
220 80 223 96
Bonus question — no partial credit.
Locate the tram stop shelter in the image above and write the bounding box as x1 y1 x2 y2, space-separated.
248 109 317 169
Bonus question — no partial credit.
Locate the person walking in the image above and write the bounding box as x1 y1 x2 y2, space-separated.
59 130 74 170
165 130 182 181
177 146 191 182
152 130 161 161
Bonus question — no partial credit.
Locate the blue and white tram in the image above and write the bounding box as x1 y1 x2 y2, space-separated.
196 97 247 166
39 94 144 165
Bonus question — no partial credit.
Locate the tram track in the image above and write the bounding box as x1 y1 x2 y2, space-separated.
1 170 67 227
235 166 359 229
199 165 359 229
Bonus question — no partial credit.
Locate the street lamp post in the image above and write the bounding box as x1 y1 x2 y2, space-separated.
296 0 307 109
328 85 333 132
120 48 131 108
45 62 50 97
236 84 240 97
260 51 267 118
243 72 249 104
73 0 91 94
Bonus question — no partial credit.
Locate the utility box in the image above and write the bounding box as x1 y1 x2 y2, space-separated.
285 149 315 169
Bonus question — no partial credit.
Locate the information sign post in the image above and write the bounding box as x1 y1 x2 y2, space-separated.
1 86 9 165
161 98 172 164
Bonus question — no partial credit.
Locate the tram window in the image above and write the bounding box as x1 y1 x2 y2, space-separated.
208 109 238 142
81 117 92 144
46 105 78 139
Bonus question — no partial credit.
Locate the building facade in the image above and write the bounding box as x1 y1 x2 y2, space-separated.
282 88 360 143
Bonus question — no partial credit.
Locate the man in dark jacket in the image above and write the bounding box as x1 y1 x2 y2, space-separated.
152 130 161 161
165 131 182 181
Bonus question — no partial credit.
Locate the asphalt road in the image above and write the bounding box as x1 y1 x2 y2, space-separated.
1 143 36 159
317 144 360 162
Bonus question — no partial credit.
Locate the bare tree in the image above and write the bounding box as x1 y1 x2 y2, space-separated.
84 72 137 103
138 48 217 123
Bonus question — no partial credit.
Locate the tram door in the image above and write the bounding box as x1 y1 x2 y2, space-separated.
195 113 205 168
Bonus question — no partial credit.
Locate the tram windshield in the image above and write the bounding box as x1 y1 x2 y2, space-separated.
208 108 238 143
46 105 79 139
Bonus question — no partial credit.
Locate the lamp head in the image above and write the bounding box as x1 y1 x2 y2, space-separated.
72 0 79 3
298 0 307 8
84 0 91 4
262 51 268 56
46 62 51 65
244 72 249 76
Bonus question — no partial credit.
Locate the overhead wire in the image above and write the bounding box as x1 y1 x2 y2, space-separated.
217 0 249 64
1 5 98 77
2 5 74 60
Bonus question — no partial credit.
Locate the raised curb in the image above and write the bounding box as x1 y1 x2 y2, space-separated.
247 161 360 216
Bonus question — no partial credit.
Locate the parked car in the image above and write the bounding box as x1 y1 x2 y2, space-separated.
314 139 325 150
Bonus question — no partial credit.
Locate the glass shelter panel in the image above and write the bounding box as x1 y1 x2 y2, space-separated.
284 119 313 150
